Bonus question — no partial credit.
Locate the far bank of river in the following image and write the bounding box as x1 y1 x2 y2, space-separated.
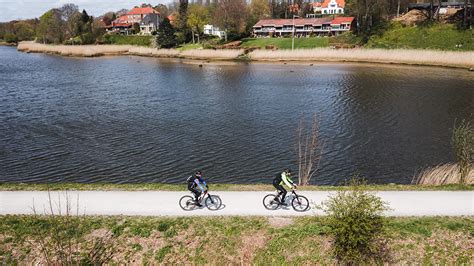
17 41 474 69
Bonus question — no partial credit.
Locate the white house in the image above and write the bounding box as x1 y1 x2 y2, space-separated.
203 25 226 39
140 13 160 35
321 0 345 15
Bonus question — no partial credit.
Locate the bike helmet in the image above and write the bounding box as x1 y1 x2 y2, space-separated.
284 168 292 175
195 170 202 176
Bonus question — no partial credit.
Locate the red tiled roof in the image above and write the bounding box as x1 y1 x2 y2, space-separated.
127 7 157 15
331 17 354 24
254 18 333 27
111 23 132 27
114 15 128 23
322 0 345 8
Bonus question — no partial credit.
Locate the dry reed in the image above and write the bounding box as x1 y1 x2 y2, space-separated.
17 42 474 68
249 48 474 68
18 42 131 57
180 49 244 60
412 163 474 185
128 46 180 57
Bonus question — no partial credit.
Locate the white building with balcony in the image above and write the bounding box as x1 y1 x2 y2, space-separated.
203 25 226 39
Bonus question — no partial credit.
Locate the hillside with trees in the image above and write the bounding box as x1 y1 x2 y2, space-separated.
1 1 472 51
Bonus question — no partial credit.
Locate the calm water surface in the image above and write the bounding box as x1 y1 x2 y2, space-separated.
0 46 473 185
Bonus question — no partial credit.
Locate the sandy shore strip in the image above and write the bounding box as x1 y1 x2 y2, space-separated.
1 190 473 216
17 41 474 69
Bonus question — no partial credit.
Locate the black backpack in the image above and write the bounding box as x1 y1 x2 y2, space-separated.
186 175 194 184
274 173 282 183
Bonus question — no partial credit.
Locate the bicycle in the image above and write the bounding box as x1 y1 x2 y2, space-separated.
262 188 310 212
179 190 222 211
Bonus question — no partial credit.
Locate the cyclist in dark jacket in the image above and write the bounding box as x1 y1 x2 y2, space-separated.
187 170 208 207
272 168 296 206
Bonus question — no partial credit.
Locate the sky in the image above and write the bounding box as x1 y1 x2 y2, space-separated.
0 0 172 22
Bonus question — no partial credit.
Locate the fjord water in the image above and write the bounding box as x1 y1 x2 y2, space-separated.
1 46 473 185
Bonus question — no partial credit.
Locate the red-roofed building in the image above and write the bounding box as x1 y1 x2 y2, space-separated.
108 6 160 35
253 17 354 37
321 0 345 15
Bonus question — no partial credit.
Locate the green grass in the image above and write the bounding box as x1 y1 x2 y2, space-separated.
241 37 329 49
367 22 474 51
0 182 472 191
177 43 203 51
1 215 472 264
103 34 153 47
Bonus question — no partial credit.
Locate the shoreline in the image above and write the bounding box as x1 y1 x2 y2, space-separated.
0 41 16 46
1 182 472 191
16 42 474 70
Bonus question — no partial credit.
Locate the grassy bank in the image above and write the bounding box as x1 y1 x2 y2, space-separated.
1 182 472 191
367 23 474 51
241 37 329 49
1 215 472 264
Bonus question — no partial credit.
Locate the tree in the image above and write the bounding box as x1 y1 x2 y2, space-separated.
187 4 209 43
250 0 271 20
156 4 170 19
176 0 191 42
296 114 323 186
37 9 63 44
156 17 177 48
13 21 35 41
213 0 248 40
59 3 81 39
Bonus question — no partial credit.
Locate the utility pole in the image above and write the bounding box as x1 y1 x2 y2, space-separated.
292 15 295 51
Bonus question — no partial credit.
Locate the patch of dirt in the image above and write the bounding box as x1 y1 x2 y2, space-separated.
268 217 294 228
237 230 268 264
393 9 428 26
85 228 113 240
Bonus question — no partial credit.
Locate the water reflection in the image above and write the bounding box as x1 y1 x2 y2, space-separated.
0 46 473 185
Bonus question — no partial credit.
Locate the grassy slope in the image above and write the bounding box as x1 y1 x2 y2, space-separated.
1 215 472 264
367 23 474 51
241 37 329 49
240 24 473 51
0 182 472 191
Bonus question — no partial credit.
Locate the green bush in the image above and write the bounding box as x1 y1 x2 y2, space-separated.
103 34 152 46
4 33 18 43
319 178 390 264
452 120 474 184
81 32 95 45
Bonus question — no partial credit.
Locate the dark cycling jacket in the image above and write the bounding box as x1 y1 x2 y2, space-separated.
187 175 207 192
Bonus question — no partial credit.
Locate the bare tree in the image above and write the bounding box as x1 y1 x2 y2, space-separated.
296 114 324 186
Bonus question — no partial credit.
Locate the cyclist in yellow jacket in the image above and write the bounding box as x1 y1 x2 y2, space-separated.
272 168 296 206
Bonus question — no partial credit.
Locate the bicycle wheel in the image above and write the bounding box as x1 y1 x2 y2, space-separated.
263 194 280 210
291 195 310 212
179 195 196 211
205 195 222 210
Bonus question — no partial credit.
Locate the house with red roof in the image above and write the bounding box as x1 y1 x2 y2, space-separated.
253 17 354 37
321 0 345 15
107 6 160 35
